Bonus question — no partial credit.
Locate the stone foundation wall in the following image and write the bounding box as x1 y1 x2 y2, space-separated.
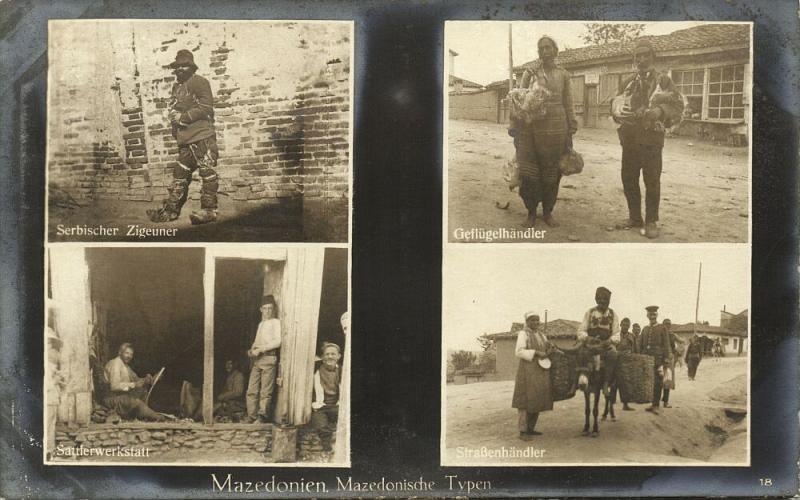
52 423 334 463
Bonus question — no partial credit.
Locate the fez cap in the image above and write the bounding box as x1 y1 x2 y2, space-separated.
524 311 540 321
261 294 277 307
595 286 611 298
621 317 631 323
645 305 659 312
168 49 198 70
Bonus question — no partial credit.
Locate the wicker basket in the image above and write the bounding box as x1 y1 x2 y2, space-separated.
617 353 655 404
549 350 578 402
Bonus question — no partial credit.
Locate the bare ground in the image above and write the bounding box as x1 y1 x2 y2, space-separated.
444 356 747 465
447 119 749 243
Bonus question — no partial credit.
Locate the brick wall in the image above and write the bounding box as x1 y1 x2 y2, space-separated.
48 21 351 206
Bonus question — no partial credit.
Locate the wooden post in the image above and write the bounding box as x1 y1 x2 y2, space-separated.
693 262 702 337
508 23 514 92
202 251 215 425
272 424 298 462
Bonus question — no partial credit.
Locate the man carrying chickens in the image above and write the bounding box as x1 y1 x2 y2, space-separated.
612 39 684 239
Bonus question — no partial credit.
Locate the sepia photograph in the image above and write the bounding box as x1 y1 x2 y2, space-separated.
444 21 751 243
442 246 749 466
46 20 352 243
44 245 350 466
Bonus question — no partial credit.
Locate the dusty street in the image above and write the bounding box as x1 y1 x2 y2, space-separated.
446 119 749 243
444 356 747 465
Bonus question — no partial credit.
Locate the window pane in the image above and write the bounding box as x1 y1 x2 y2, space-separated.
722 82 733 93
722 95 733 107
732 108 744 119
734 81 743 93
734 65 744 79
710 83 721 94
723 66 734 80
695 70 704 82
734 94 743 107
720 108 732 119
693 84 703 95
687 96 703 115
708 108 719 118
710 68 721 82
709 95 720 107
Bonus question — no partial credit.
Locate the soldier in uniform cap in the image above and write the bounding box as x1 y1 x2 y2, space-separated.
577 286 620 395
638 305 672 413
148 49 220 225
612 39 685 239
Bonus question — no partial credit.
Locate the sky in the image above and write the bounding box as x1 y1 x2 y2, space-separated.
443 246 750 351
445 21 713 86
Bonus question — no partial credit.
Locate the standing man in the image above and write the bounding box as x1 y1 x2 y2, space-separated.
685 335 703 381
615 317 638 411
104 343 165 421
577 286 621 395
638 306 672 414
632 323 642 343
246 295 282 423
311 343 342 452
661 318 678 408
148 49 220 225
612 39 684 239
512 312 555 440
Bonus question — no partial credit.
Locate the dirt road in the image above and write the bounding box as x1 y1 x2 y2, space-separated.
446 119 749 243
444 356 747 465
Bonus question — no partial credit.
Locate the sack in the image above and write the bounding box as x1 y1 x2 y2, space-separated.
617 353 654 404
549 350 577 402
559 135 584 176
502 156 520 191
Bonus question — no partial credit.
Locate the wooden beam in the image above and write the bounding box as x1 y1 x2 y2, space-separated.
202 251 215 425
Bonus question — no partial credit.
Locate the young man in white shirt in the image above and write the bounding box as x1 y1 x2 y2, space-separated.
245 295 282 423
311 342 342 451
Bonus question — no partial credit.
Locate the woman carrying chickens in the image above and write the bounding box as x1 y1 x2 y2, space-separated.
513 35 578 228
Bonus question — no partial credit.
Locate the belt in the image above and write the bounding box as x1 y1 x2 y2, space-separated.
260 349 278 357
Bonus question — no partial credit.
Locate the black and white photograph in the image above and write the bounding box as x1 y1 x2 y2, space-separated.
445 21 751 243
44 245 350 466
46 20 352 243
442 246 749 466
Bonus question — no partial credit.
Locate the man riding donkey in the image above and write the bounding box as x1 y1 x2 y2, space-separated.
576 286 620 435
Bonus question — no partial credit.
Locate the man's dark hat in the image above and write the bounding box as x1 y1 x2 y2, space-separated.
633 39 656 56
261 294 277 307
169 49 198 70
595 286 611 298
645 305 659 313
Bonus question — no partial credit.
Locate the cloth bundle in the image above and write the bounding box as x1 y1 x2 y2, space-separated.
559 134 584 176
616 353 655 404
549 349 578 402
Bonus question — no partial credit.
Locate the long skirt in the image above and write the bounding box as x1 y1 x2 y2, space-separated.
515 103 567 214
512 359 553 413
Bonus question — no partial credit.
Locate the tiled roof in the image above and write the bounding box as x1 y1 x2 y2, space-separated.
517 24 749 71
485 319 581 339
449 74 483 88
671 322 747 337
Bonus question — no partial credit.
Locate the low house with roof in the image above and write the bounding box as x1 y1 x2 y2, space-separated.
451 24 751 144
479 319 581 380
671 308 748 356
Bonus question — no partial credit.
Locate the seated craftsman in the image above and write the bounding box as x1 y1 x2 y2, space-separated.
104 342 165 421
214 359 246 419
310 342 342 452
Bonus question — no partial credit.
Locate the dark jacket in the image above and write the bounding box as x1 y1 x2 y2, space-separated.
638 324 672 366
171 73 215 146
616 69 684 148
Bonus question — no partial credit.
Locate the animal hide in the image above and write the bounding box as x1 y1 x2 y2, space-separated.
502 156 520 191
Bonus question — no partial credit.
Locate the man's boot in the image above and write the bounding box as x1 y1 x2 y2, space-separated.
190 209 218 225
147 206 179 223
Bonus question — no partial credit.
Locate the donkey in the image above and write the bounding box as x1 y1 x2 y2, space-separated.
578 355 614 436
